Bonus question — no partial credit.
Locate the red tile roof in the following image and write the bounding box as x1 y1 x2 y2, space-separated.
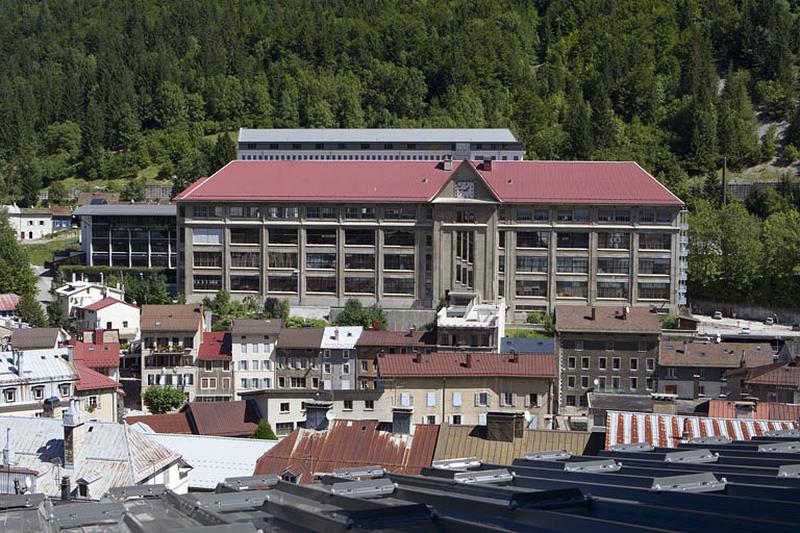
356 329 430 347
377 352 556 378
659 340 773 368
71 340 120 369
74 362 120 392
81 297 139 312
183 400 260 437
746 362 800 388
555 305 661 334
125 413 192 434
175 160 683 206
0 293 20 312
197 331 232 361
253 420 439 484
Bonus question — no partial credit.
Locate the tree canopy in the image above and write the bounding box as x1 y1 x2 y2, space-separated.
142 387 185 414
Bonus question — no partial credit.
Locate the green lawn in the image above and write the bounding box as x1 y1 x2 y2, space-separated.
21 231 80 266
505 328 553 339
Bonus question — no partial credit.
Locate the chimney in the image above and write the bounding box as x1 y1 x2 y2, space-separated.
590 306 597 321
483 159 493 171
510 349 519 363
443 156 453 171
408 325 416 337
63 399 85 468
14 351 22 376
3 428 13 466
334 328 340 341
43 397 56 418
622 306 630 320
413 350 422 364
683 341 689 356
60 476 71 501
464 352 472 368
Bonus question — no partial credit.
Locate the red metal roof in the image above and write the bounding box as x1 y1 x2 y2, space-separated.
253 420 439 484
0 293 20 312
197 331 232 361
125 413 193 434
70 340 120 369
707 400 738 419
755 402 800 421
377 352 556 378
356 329 430 347
605 411 798 449
175 160 683 206
81 297 139 312
74 362 121 392
183 400 260 437
746 362 800 388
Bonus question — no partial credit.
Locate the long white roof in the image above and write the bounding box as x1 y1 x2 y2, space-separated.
238 128 519 144
0 349 77 385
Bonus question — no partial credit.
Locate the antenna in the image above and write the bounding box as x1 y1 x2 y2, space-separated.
325 410 336 421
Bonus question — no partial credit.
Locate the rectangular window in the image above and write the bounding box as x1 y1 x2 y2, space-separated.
384 277 414 295
567 376 576 388
305 206 337 220
452 391 462 407
344 207 375 220
515 256 548 273
581 357 590 370
231 251 260 268
500 392 515 406
268 228 298 244
597 232 629 249
307 277 335 293
639 233 671 250
306 252 337 269
384 230 415 246
646 358 655 371
193 275 222 291
290 377 306 388
612 357 621 370
597 281 629 299
517 231 549 248
556 256 589 273
231 276 259 292
266 207 299 219
384 253 415 271
639 282 670 300
194 251 222 268
204 361 212 371
426 392 436 407
475 392 490 407
275 422 294 436
345 277 375 294
597 257 629 274
598 376 607 389
612 376 620 390
639 257 671 275
280 402 290 413
306 229 337 245
344 253 374 270
581 376 589 388
515 279 547 297
268 251 297 269
230 227 260 244
630 377 639 390
230 206 261 219
566 395 576 407
598 209 631 224
193 228 223 245
268 274 298 292
451 414 462 425
343 400 353 411
556 280 588 298
599 357 607 370
194 206 224 218
557 232 589 249
383 206 416 220
630 358 639 371
567 356 576 369
344 229 375 246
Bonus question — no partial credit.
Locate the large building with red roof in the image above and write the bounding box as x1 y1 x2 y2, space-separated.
175 158 685 317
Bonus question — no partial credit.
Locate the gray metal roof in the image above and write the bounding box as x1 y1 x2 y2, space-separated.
72 204 176 217
0 349 77 386
500 336 555 354
237 128 519 144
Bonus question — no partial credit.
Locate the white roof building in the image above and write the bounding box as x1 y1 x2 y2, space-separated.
54 282 125 320
321 327 362 350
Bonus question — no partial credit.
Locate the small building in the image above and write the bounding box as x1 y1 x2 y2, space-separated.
377 351 556 427
320 326 362 390
436 294 505 352
733 360 800 404
1 205 53 240
231 319 281 397
554 305 661 417
196 331 234 401
657 339 773 399
54 282 125 322
9 327 69 351
126 400 262 438
274 327 325 391
140 304 205 404
0 294 20 321
73 362 122 423
0 348 76 417
49 206 72 232
75 297 140 341
355 328 435 390
70 337 121 381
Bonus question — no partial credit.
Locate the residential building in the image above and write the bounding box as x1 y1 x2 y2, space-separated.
0 407 187 499
377 352 556 427
657 339 773 399
73 362 122 423
1 205 53 240
320 326 362 390
274 327 325 391
728 359 800 404
49 206 72 232
355 328 435 390
554 305 661 417
73 203 178 289
70 337 121 380
126 400 262 437
196 331 234 401
0 348 76 417
231 319 282 397
10 327 69 351
236 128 525 161
0 294 19 320
140 304 205 404
436 294 505 351
54 282 125 321
175 159 686 316
74 297 141 341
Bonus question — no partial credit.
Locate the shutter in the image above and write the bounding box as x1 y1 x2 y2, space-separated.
536 394 542 408
474 393 480 407
523 394 530 407
341 380 350 389
452 392 462 407
478 413 487 426
512 393 518 405
427 392 436 407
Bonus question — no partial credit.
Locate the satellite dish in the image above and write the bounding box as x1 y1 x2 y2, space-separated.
523 410 532 422
24 477 31 489
325 410 335 421
593 379 600 386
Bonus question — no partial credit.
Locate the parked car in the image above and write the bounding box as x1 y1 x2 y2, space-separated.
765 317 774 326
740 327 751 335
793 323 800 332
712 311 723 320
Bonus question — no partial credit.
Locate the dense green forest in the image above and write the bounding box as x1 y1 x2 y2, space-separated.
1 0 800 306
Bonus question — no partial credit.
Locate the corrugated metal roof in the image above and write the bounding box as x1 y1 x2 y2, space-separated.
73 204 176 216
0 349 77 386
0 294 20 312
237 127 519 144
555 305 661 334
605 410 799 449
175 160 683 206
139 432 277 489
254 420 439 484
434 425 593 463
184 400 260 437
320 327 362 349
499 337 555 354
746 361 800 387
125 413 192 434
377 352 556 378
755 402 800 421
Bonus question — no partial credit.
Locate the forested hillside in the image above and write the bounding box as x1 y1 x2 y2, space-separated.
0 0 799 306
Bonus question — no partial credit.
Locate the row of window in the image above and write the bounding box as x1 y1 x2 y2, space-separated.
502 231 672 250
2 383 71 403
503 256 671 275
193 228 417 247
565 376 654 392
193 205 423 221
397 391 541 408
512 280 671 300
193 274 415 294
506 207 673 225
566 356 656 371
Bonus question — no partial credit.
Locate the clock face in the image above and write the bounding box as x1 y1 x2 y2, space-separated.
455 181 475 199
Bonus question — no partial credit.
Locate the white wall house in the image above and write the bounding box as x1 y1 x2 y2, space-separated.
320 326 362 390
55 282 125 321
0 348 77 417
1 205 54 241
231 319 282 397
75 297 141 341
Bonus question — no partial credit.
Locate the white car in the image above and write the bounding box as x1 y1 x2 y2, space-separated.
740 327 751 335
712 311 723 320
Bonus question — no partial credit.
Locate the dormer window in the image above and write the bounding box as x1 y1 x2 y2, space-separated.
59 383 71 397
33 386 44 400
4 388 15 403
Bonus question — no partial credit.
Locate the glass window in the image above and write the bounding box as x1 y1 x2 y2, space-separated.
515 255 548 273
306 206 337 220
194 275 222 291
597 232 629 249
307 277 336 293
231 276 259 291
269 274 298 292
556 256 589 273
268 228 298 244
266 206 299 219
597 281 629 299
193 228 222 245
515 279 547 297
306 252 337 269
268 251 297 268
193 251 222 268
639 257 671 274
230 206 261 219
383 206 416 220
344 207 375 220
384 253 415 271
344 253 374 270
384 230 414 246
231 251 260 268
306 229 336 245
639 282 670 300
557 232 589 248
193 206 223 218
639 233 671 250
230 228 260 244
344 229 375 245
345 277 375 294
556 280 588 298
384 277 414 295
517 231 549 248
597 257 629 274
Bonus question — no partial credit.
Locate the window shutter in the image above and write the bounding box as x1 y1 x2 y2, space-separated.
427 392 436 407
512 393 517 405
523 394 530 407
478 413 487 426
474 393 480 407
452 392 462 407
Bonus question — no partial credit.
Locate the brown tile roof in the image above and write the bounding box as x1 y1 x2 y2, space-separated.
356 329 430 348
434 425 594 464
276 327 325 349
555 305 661 334
232 319 282 336
377 352 556 378
659 340 773 368
141 304 202 332
125 413 192 434
48 206 71 217
183 400 260 437
10 328 63 350
197 332 232 361
253 420 439 484
746 361 800 388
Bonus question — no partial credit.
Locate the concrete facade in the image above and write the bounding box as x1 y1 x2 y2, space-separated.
231 320 281 397
74 299 141 342
55 282 125 322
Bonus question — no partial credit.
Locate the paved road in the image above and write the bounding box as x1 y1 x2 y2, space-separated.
695 314 800 338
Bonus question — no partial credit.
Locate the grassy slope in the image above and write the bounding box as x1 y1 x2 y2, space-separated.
21 231 80 266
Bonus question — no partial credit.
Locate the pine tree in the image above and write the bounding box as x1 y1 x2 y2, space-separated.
16 293 46 327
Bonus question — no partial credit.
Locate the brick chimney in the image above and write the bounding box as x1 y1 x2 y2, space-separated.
413 350 422 364
443 156 453 171
483 159 493 171
464 352 472 368
591 306 597 321
622 306 630 320
62 399 85 468
510 350 519 364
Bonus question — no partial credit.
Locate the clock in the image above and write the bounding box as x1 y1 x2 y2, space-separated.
455 181 475 199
